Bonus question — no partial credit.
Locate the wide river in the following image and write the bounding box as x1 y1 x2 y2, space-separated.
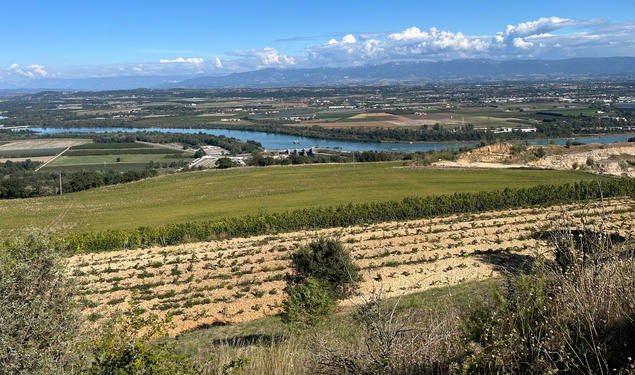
32 127 633 152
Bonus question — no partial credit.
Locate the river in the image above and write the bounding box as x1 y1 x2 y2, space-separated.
31 127 634 152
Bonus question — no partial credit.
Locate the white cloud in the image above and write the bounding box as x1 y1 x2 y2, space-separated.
159 57 204 66
8 63 48 78
229 47 296 69
4 17 633 80
304 18 635 65
512 37 534 49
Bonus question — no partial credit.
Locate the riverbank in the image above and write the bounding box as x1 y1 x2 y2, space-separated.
29 127 635 153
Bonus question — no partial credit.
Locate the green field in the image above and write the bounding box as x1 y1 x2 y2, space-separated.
39 141 192 172
0 162 599 237
46 154 186 166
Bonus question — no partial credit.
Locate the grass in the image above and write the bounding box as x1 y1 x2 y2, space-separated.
172 278 499 359
0 162 599 237
40 163 153 173
71 142 154 149
47 154 187 165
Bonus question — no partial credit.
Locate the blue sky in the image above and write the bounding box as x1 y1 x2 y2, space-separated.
1 0 634 81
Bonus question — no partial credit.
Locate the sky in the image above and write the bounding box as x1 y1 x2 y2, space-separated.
1 0 634 83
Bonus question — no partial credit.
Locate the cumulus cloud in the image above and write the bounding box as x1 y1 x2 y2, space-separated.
8 63 48 78
229 47 296 69
159 57 204 66
4 17 633 80
304 18 635 65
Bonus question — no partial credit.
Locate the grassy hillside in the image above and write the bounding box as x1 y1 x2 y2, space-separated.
0 162 599 237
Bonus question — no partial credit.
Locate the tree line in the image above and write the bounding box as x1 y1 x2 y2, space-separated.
0 160 158 199
53 178 634 254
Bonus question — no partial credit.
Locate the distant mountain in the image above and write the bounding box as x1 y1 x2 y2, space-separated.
0 75 195 91
2 58 634 91
172 57 635 88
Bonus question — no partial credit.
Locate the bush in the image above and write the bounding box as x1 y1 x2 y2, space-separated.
216 157 238 169
281 277 335 328
87 298 202 375
54 178 635 254
464 211 635 374
0 237 82 374
312 288 466 375
286 238 361 299
533 147 546 158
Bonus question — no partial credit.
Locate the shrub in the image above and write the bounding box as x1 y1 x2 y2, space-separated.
55 178 635 254
0 237 82 374
533 147 546 158
281 277 335 328
86 298 202 375
464 210 635 374
286 238 361 299
312 288 466 375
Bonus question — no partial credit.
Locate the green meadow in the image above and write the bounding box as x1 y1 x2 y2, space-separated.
0 162 598 238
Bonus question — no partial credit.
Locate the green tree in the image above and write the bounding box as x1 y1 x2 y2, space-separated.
286 237 361 299
0 237 82 374
281 277 335 328
216 157 238 169
193 148 206 158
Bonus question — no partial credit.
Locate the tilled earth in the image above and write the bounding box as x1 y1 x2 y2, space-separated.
69 198 634 335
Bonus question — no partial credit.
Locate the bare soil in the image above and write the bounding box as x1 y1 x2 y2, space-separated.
69 198 634 335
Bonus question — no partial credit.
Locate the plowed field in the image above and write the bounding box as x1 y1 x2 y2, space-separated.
70 198 634 335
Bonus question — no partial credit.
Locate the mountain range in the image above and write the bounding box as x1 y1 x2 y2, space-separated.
3 57 635 91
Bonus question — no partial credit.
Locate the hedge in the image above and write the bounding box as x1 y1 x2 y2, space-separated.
52 178 634 254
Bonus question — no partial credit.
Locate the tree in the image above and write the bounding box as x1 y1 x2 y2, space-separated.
281 277 335 328
286 237 361 299
216 157 238 169
193 148 206 158
0 237 82 374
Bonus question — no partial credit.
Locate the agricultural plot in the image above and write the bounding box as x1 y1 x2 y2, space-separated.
0 163 598 238
69 198 634 335
41 141 191 172
0 138 89 161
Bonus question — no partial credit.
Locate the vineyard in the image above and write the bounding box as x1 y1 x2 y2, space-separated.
68 197 634 335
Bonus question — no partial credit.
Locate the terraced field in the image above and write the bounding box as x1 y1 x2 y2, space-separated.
69 198 634 335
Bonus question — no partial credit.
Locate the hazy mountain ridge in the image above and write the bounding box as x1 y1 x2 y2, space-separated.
2 57 635 91
173 58 635 88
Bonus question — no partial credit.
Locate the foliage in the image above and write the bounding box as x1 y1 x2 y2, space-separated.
281 277 335 328
286 238 361 299
533 146 546 158
0 166 158 199
54 178 634 253
216 157 239 169
463 211 635 374
87 298 202 375
0 237 82 374
312 288 466 375
194 148 206 158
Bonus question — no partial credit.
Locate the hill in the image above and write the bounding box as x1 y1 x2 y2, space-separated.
0 163 598 238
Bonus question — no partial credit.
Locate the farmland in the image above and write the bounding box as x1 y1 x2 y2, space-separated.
41 141 192 172
0 138 89 162
68 198 634 335
0 163 600 237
